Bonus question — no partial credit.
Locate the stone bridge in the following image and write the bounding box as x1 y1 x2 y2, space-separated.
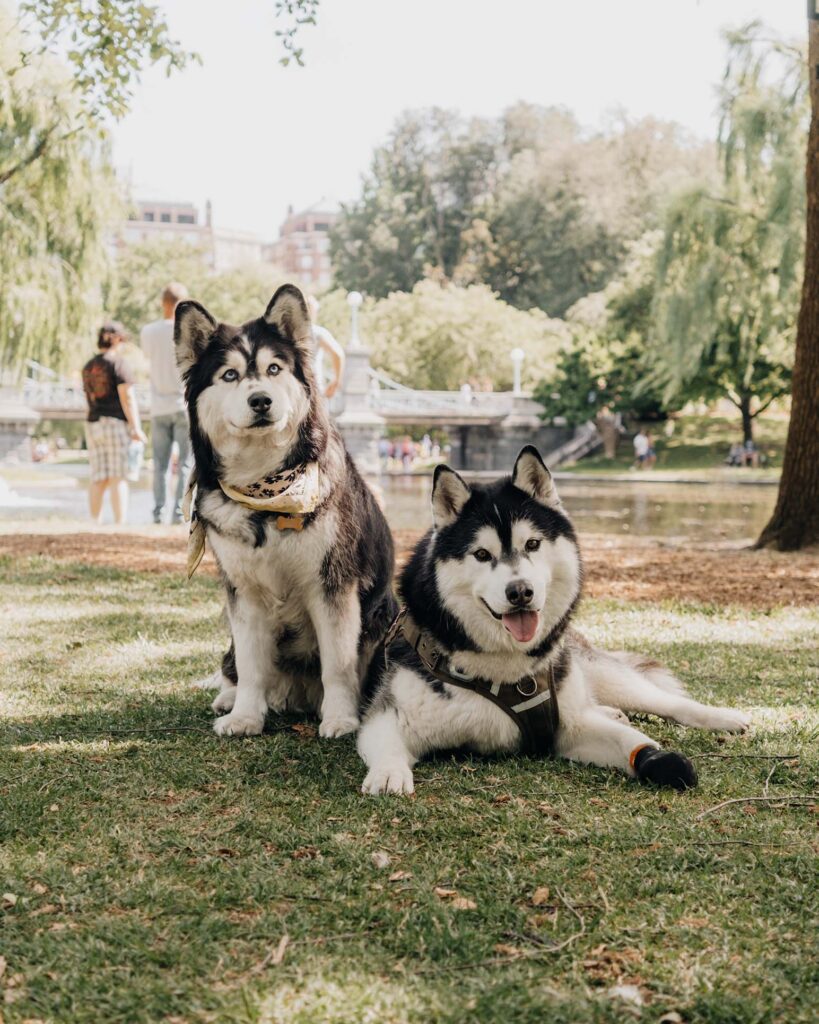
3 306 600 471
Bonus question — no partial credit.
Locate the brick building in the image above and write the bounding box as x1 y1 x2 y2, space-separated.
264 199 339 290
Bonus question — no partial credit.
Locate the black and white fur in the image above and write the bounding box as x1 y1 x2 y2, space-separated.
357 447 749 794
176 285 396 739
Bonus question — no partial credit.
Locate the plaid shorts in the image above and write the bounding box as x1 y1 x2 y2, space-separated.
86 417 130 482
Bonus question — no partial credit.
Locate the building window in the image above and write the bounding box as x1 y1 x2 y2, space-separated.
143 212 155 222
314 221 330 232
177 214 195 224
300 255 313 269
160 213 171 223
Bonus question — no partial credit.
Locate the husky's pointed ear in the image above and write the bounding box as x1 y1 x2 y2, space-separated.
512 445 560 507
175 301 217 375
264 284 311 349
432 464 471 529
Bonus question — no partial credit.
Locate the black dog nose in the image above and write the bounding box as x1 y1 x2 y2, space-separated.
248 391 272 414
505 580 534 607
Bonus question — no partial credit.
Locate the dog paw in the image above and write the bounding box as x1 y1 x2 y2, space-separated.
213 711 265 737
211 685 237 714
361 763 415 796
702 707 750 734
319 714 359 739
634 746 698 791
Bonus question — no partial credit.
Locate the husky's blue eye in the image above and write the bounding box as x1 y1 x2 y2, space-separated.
267 363 281 376
473 548 492 562
525 538 541 552
222 368 239 382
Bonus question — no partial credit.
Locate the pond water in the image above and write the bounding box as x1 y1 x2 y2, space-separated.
1 463 777 545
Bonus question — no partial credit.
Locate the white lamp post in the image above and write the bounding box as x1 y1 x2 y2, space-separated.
347 291 363 350
510 347 525 396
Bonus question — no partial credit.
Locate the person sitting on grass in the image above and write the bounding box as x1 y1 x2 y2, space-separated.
81 322 146 525
742 439 760 468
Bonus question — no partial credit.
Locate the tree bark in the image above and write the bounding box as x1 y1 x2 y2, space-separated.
739 393 754 444
756 12 819 551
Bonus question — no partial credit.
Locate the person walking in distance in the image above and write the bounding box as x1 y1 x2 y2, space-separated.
82 322 146 524
140 282 191 524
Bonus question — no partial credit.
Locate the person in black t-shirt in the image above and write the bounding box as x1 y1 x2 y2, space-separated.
82 323 146 524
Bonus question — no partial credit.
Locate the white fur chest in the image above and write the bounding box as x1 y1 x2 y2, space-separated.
201 490 336 614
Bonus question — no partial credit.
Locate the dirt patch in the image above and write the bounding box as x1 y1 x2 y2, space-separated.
1 528 817 609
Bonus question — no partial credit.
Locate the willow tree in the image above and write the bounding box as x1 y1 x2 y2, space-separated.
648 23 806 444
757 5 819 551
0 12 121 374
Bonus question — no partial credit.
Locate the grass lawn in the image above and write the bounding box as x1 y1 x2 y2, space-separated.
1 553 817 1023
566 415 789 478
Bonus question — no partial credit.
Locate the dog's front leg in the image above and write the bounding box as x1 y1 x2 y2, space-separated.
213 594 272 737
309 587 361 739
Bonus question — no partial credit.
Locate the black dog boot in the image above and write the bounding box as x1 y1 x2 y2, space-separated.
632 745 698 791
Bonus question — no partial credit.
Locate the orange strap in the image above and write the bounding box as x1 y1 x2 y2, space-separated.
629 744 654 770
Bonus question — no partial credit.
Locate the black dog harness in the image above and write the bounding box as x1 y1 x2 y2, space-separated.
384 608 560 757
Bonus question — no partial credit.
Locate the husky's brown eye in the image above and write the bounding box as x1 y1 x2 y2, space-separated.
222 368 239 382
267 363 281 376
525 538 541 552
473 548 492 562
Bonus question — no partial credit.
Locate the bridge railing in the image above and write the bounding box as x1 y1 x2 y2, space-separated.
23 379 152 413
366 368 515 419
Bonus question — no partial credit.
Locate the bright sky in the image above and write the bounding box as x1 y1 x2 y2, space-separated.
111 0 804 240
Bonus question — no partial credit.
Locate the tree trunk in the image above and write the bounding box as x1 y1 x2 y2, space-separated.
739 394 754 444
756 12 819 551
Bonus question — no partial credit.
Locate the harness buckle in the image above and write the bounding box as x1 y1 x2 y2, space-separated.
516 675 538 698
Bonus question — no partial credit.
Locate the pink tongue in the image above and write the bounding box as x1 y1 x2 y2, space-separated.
501 610 539 643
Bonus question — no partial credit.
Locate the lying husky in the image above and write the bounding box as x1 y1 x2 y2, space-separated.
357 447 749 794
175 285 396 738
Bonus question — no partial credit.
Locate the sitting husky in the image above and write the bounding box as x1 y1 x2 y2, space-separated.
175 285 396 738
357 447 749 794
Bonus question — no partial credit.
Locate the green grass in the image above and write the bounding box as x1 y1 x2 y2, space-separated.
1 556 817 1023
567 414 789 476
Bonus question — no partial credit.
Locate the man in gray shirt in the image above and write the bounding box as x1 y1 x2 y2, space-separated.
140 282 190 524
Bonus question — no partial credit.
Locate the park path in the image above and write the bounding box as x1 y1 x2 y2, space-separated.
0 527 816 609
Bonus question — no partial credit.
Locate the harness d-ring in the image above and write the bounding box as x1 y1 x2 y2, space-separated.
516 675 538 698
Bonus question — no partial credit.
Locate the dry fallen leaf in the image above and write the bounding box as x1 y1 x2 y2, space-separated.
537 803 561 818
434 887 458 899
0 954 6 978
658 1013 684 1024
493 944 521 958
451 897 477 911
388 870 412 883
2 894 17 909
291 846 319 860
31 883 47 896
531 886 551 906
371 851 391 870
290 723 317 739
30 904 59 917
678 916 708 929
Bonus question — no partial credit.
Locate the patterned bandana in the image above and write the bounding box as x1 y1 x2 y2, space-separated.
218 462 321 514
